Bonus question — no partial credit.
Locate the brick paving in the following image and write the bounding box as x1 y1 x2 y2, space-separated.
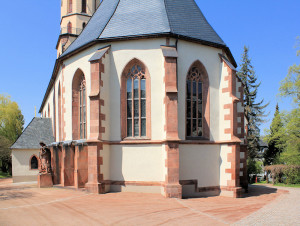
0 182 297 226
234 185 300 225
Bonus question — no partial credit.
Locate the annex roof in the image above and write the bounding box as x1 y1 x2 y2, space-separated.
62 0 226 56
11 117 54 149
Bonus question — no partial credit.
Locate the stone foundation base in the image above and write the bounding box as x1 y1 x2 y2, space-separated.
220 186 243 198
85 182 105 194
38 173 53 188
164 184 182 198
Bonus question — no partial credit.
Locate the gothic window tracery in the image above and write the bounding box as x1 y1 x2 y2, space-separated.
79 76 86 139
186 66 203 137
125 65 146 137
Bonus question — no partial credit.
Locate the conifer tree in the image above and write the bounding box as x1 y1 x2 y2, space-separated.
237 46 269 160
264 104 285 165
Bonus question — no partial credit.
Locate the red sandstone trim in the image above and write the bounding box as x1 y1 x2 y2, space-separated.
162 51 182 198
103 181 163 186
86 50 109 194
224 144 241 196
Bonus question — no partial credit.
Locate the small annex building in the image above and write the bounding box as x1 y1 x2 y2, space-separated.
15 0 248 198
11 118 54 183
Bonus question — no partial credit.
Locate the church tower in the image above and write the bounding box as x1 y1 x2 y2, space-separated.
57 0 101 57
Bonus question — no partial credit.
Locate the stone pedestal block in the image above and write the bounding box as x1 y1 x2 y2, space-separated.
38 173 53 188
164 184 182 198
86 182 105 194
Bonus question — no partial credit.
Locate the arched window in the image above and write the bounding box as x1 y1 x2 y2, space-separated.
67 22 72 34
68 0 73 13
121 59 151 139
82 0 87 13
82 22 86 29
72 69 86 140
58 82 62 141
186 61 210 139
53 86 56 139
30 155 38 170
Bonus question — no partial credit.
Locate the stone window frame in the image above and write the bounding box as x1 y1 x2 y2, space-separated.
58 82 62 141
67 22 72 34
29 155 39 170
121 58 151 140
68 0 73 13
72 69 87 140
185 60 210 140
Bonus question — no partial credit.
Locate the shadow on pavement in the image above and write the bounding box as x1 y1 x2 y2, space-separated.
241 184 278 198
0 191 34 201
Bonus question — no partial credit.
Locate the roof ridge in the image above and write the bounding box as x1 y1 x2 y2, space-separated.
190 0 225 44
163 0 172 33
10 117 36 148
97 0 121 40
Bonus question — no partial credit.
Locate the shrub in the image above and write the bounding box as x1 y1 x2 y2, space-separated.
264 165 300 184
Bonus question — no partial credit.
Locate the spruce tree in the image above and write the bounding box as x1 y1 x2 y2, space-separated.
237 46 269 160
264 104 285 165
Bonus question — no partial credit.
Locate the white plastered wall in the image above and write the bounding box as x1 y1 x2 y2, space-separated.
12 149 40 178
52 38 166 141
101 144 110 192
109 144 164 182
179 145 220 187
177 40 223 141
109 39 166 140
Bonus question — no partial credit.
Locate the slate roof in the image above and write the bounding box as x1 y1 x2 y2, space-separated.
62 0 226 57
11 117 54 149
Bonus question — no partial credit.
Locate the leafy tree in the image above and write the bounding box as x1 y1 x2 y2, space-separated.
0 135 12 173
277 39 300 166
237 46 269 160
247 159 263 183
279 38 300 106
264 104 285 165
0 94 24 173
0 95 24 141
279 108 300 165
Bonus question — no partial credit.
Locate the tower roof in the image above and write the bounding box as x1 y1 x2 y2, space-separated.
62 0 226 57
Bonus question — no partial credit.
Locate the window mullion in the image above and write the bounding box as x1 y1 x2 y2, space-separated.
131 77 134 137
196 80 198 136
190 80 193 136
139 78 141 137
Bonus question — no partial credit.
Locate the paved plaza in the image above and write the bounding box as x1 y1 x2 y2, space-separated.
0 179 299 225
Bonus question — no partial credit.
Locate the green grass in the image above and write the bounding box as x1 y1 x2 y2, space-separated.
254 180 267 184
0 171 11 179
254 181 300 188
272 183 300 188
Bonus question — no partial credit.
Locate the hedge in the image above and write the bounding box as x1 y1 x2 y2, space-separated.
264 165 300 184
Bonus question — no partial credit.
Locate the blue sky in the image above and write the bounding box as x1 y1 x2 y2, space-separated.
0 0 299 135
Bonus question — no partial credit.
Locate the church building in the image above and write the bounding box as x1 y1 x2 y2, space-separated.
13 0 248 198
